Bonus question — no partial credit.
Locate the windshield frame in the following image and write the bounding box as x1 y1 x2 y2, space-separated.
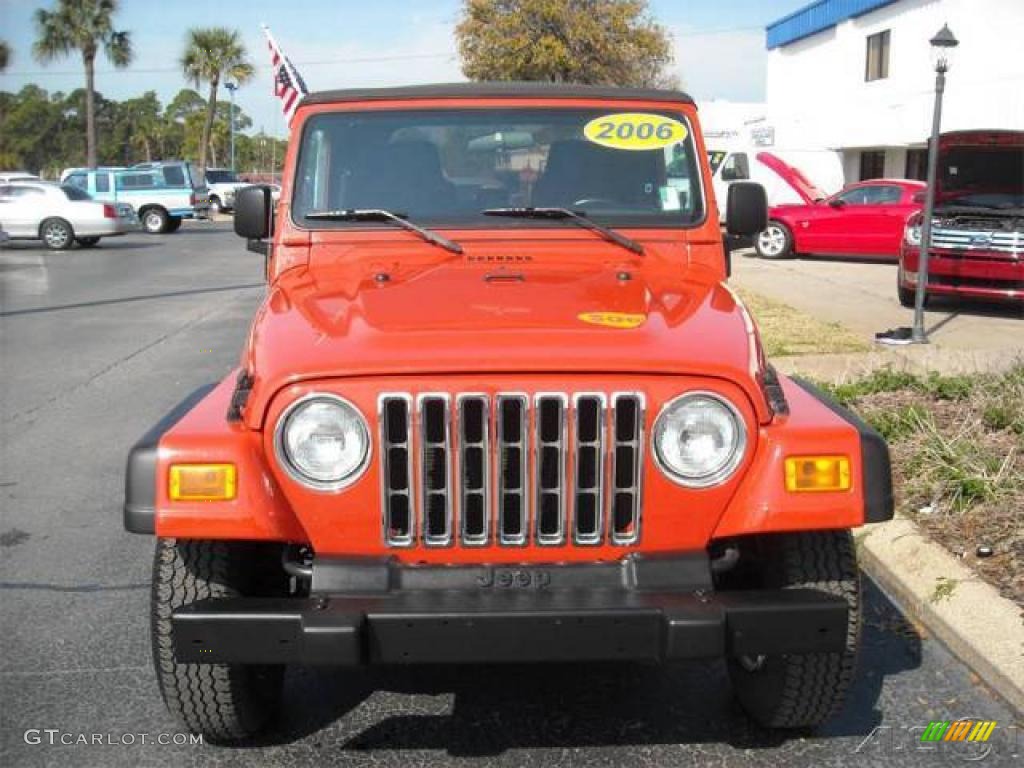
289 105 708 233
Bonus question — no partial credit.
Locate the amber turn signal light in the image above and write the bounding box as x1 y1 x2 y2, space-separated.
169 464 237 501
784 456 851 493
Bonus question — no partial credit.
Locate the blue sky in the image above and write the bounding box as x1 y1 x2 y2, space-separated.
0 0 803 137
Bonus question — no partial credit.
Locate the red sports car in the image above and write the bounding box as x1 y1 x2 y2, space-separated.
755 176 925 260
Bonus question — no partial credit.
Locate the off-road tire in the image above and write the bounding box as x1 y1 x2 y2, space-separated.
76 236 101 247
754 221 794 259
151 538 286 743
726 530 860 729
141 206 170 234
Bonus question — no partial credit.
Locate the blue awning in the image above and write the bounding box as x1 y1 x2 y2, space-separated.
766 0 900 49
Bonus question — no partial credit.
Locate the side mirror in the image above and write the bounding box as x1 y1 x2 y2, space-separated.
234 185 273 248
828 197 846 208
725 181 767 237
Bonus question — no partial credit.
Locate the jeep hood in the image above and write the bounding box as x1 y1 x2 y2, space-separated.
242 253 764 426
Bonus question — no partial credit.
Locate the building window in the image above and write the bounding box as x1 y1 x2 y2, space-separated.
859 150 886 180
905 148 928 180
865 30 890 81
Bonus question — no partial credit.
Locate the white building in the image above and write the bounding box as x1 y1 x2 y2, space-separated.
764 0 1024 183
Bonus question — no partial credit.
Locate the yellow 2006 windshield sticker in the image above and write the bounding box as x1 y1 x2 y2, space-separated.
583 113 688 151
578 312 647 329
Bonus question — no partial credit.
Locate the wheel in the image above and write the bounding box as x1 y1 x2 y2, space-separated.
209 196 222 215
40 218 74 250
151 538 286 743
726 530 860 729
141 207 170 234
897 267 920 308
76 236 101 247
165 217 183 233
898 283 916 308
754 221 793 259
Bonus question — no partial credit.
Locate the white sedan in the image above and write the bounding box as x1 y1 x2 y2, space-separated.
0 181 138 250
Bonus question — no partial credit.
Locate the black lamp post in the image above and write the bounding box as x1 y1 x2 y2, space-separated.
911 24 959 343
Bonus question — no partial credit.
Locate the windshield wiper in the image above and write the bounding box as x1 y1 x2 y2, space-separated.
304 208 463 254
482 207 644 255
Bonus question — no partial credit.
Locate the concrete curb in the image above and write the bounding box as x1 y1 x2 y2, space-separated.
857 516 1024 714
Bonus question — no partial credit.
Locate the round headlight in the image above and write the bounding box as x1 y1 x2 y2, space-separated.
653 392 746 487
275 395 370 490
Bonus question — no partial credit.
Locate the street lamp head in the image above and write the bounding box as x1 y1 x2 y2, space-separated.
225 82 238 92
929 23 959 72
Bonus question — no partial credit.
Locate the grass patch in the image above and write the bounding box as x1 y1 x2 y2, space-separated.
735 288 870 358
833 364 1024 606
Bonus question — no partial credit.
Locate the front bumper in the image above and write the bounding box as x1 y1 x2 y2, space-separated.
172 555 849 665
901 247 1023 302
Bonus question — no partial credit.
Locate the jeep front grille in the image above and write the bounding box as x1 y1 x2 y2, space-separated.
379 392 645 548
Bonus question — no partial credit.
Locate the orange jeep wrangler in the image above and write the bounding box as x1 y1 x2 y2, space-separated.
124 83 893 742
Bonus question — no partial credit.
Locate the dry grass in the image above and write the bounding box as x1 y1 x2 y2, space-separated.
736 288 870 357
821 365 1024 606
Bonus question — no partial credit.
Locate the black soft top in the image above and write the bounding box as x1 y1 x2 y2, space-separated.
301 81 695 107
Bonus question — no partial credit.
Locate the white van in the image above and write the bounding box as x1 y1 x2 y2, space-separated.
708 147 844 220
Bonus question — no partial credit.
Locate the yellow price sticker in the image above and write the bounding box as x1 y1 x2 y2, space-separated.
578 312 647 329
583 113 688 151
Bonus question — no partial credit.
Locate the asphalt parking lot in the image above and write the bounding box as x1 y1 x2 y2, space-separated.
0 222 1020 767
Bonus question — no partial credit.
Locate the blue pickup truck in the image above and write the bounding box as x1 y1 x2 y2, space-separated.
61 162 211 234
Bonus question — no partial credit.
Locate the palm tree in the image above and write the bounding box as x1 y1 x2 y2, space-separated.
181 28 253 177
0 40 11 72
33 0 131 168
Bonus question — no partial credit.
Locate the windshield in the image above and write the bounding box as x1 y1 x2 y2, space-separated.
707 151 727 175
62 185 92 201
293 108 704 227
938 146 1024 209
206 170 238 183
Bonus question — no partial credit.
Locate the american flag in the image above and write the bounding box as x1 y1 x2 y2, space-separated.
263 25 308 124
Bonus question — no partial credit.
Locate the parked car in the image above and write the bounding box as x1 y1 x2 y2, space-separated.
708 147 844 222
0 180 137 249
63 161 211 234
0 223 9 246
755 178 925 259
898 130 1023 306
0 171 41 184
123 82 893 742
203 168 250 213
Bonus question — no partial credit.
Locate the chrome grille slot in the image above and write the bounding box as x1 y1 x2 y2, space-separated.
457 395 490 546
610 394 644 545
380 395 414 546
419 395 452 546
497 395 528 545
534 395 567 545
572 394 606 544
